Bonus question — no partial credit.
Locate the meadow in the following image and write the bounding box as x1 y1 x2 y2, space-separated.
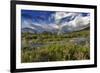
21 28 90 63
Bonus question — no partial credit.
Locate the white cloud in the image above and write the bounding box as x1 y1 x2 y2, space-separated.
22 11 90 33
60 13 90 31
54 12 78 21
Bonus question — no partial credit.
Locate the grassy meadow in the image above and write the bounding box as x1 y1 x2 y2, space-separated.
21 28 90 63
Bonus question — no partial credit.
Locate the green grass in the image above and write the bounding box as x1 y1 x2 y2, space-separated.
21 28 90 63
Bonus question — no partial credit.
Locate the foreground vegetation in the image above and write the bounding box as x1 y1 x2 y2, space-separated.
21 28 90 63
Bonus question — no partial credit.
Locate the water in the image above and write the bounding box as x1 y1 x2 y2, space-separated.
69 37 89 45
30 43 46 48
23 37 89 49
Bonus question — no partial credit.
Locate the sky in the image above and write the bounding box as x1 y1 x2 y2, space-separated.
21 10 55 24
21 9 90 29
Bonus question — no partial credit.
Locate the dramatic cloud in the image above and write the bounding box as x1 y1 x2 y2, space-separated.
21 10 90 33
